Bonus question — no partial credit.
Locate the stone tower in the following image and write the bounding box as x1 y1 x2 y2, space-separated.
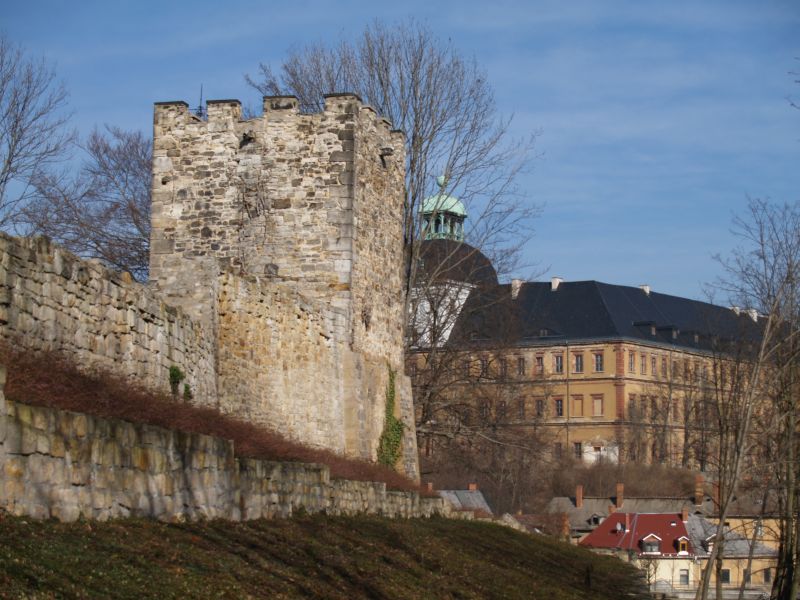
149 94 418 479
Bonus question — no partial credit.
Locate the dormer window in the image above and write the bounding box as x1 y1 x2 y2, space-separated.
641 534 662 554
676 536 690 555
642 540 660 553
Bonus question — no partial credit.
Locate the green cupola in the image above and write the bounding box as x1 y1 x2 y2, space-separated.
420 175 467 241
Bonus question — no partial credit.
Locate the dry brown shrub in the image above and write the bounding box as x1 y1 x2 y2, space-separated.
0 346 435 495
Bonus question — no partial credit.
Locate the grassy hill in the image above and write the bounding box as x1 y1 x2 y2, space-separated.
0 514 649 599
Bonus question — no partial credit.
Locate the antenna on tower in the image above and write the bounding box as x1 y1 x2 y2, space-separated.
194 84 206 119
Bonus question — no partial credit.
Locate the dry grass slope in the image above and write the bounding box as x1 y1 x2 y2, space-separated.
0 514 649 600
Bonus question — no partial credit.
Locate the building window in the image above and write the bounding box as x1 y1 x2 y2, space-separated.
462 408 471 426
554 442 562 459
720 569 730 585
764 568 772 584
535 397 545 417
574 353 584 373
641 354 647 374
678 539 688 553
409 361 417 377
679 569 689 585
480 357 488 377
554 397 563 417
463 360 471 378
594 353 604 372
535 355 544 374
517 356 525 376
480 402 489 420
744 569 751 584
497 400 507 421
629 351 635 372
592 394 604 417
661 357 667 377
499 358 508 379
572 395 584 417
651 356 656 375
517 397 525 420
573 442 583 459
641 539 659 553
554 354 564 374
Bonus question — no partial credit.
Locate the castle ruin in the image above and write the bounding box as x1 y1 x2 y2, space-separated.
0 94 419 480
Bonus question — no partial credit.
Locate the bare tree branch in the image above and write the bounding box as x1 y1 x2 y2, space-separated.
0 35 74 229
22 126 151 280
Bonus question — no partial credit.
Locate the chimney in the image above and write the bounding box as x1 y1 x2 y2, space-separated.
551 276 563 291
682 507 689 522
639 284 651 296
694 474 704 506
576 484 584 508
561 513 570 538
468 482 478 492
511 278 522 300
746 308 758 322
616 482 624 509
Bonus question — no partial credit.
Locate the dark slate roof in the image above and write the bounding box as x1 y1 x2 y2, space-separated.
418 239 498 287
685 514 776 558
438 489 494 515
546 495 712 533
450 280 763 352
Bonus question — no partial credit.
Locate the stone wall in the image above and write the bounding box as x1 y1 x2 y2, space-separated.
0 234 216 402
0 388 446 522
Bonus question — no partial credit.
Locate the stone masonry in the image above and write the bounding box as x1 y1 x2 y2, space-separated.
0 94 419 479
149 95 417 476
0 234 216 401
0 377 446 522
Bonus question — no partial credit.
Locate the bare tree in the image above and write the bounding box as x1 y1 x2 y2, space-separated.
246 19 539 304
23 126 151 280
693 199 800 600
408 265 558 513
0 35 73 229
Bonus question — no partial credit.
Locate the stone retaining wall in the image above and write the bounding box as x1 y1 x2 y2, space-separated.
0 371 445 522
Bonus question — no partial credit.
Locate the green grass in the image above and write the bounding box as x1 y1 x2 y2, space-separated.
0 514 649 599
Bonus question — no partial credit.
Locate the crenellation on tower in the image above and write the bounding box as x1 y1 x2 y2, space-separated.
206 99 242 124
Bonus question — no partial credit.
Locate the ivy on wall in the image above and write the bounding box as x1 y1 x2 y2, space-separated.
377 368 404 467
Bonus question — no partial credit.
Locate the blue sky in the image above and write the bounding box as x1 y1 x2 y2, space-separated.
5 0 799 300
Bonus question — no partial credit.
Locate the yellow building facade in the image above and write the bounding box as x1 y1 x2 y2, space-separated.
410 247 762 469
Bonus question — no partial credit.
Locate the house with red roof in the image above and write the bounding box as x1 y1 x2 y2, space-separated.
581 511 693 558
580 511 775 598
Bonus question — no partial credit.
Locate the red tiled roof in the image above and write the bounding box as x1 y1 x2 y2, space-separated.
579 513 693 556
